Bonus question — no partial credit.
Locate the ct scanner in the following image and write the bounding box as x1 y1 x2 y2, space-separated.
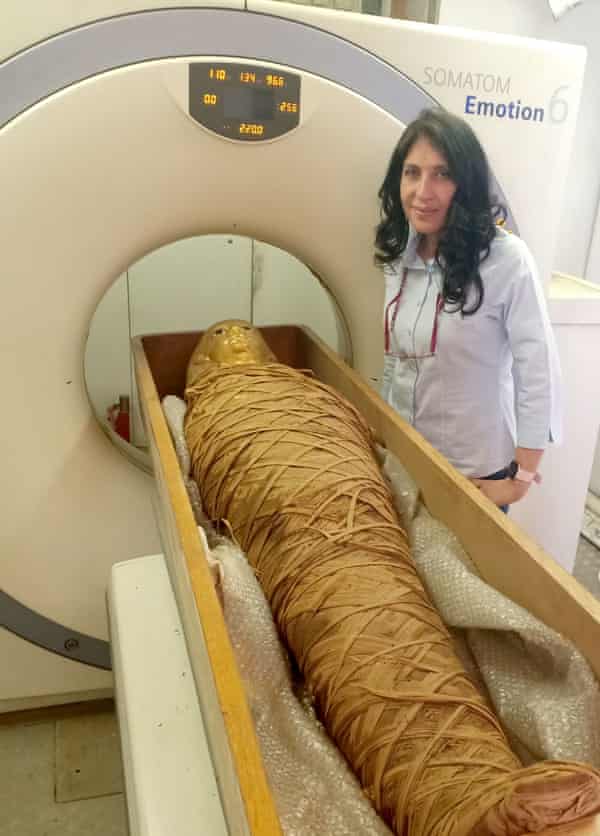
1 0 600 830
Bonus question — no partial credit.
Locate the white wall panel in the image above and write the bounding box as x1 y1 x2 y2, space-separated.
252 240 349 358
128 235 253 337
439 0 600 281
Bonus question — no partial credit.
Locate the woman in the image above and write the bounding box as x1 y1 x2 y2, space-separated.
376 108 561 510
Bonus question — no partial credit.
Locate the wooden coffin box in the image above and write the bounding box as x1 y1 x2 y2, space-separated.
132 325 600 836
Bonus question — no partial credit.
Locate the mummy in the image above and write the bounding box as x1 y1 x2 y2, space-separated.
184 319 600 836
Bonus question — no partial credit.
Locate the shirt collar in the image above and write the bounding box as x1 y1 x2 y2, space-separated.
403 226 438 270
404 225 420 266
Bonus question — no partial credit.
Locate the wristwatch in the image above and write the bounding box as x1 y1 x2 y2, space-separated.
507 460 542 484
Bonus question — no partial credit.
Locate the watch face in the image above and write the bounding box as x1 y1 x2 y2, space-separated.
508 460 518 479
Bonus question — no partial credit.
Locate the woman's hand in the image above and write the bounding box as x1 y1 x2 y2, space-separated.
471 477 529 507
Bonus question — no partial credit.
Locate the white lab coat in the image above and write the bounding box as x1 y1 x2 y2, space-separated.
381 227 562 478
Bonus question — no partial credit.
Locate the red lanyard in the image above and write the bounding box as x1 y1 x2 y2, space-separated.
384 268 444 357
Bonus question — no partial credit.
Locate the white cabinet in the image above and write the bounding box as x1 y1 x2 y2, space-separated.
590 430 600 498
510 273 600 571
587 203 600 287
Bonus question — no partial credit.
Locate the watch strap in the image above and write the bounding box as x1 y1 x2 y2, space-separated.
508 460 542 484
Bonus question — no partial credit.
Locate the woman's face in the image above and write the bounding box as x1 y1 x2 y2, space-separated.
400 136 457 242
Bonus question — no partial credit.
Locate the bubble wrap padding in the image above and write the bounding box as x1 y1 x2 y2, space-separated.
381 448 600 768
163 395 208 527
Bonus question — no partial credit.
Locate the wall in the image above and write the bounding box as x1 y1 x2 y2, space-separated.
438 0 600 283
84 237 347 449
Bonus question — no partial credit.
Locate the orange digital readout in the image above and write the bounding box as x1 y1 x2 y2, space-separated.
239 123 264 136
189 62 300 142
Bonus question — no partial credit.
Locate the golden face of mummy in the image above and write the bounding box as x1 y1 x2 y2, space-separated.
188 320 276 381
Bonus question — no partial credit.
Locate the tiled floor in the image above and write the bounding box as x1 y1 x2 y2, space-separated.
0 708 127 836
55 712 124 804
0 535 598 836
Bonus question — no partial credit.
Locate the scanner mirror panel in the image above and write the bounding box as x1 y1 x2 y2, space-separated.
84 234 349 464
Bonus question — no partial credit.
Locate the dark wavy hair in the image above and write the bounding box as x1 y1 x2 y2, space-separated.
375 108 506 315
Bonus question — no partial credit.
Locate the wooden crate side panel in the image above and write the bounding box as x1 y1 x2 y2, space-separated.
132 339 282 836
296 327 600 682
141 332 201 399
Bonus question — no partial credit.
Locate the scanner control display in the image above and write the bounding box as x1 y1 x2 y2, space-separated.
189 63 301 141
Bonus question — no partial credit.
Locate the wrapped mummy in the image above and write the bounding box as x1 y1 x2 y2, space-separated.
184 320 600 836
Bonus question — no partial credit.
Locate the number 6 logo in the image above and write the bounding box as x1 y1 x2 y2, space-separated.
549 86 569 124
